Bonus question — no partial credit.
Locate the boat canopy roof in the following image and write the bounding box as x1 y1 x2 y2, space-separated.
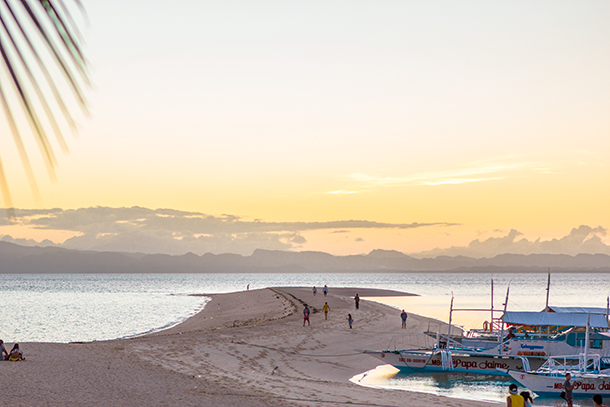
546 306 609 315
504 311 609 328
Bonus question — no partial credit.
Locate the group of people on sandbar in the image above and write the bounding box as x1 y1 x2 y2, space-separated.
306 285 355 329
0 340 24 361
312 285 328 296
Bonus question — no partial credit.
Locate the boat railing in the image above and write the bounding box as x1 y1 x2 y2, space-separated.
385 332 468 352
536 354 602 375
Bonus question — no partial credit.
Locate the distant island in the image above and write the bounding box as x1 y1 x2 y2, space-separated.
1 241 610 274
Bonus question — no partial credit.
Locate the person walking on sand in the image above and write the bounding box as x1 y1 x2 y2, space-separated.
354 293 360 310
323 302 330 320
506 383 524 407
593 394 608 407
323 285 328 296
303 305 311 326
313 286 317 296
347 313 353 329
564 373 574 407
401 309 408 329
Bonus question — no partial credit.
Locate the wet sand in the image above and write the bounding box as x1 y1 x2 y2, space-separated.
3 287 500 406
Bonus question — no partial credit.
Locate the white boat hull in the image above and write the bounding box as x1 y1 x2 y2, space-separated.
362 350 544 376
508 370 610 396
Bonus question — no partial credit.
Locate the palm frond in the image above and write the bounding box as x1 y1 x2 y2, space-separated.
0 0 88 214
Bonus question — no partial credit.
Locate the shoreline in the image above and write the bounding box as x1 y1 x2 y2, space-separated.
4 287 500 406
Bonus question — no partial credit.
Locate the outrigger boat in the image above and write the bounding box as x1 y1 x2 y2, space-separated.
507 354 610 397
507 314 610 397
362 277 610 376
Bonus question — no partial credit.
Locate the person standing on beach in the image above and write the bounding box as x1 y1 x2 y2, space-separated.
323 285 328 296
347 313 353 329
0 340 8 360
506 383 524 407
323 302 330 320
313 286 317 296
354 293 360 310
303 305 311 326
564 373 574 407
401 310 408 329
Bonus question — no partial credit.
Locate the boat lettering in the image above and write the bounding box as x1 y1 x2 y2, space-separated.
598 381 610 391
453 359 478 369
554 383 564 389
579 383 595 392
519 344 544 350
400 358 427 364
430 358 511 370
478 360 509 370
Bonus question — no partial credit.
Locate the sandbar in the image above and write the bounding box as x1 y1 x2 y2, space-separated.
2 287 500 406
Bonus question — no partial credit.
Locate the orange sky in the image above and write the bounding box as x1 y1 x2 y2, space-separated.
0 1 609 256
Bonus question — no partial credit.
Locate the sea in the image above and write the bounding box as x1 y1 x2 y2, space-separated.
1 272 608 406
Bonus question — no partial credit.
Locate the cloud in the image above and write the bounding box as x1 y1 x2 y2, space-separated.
289 234 307 244
349 161 528 187
328 190 359 194
411 225 610 258
346 152 600 190
0 206 452 256
0 235 58 248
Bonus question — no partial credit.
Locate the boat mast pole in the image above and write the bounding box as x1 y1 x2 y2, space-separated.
499 286 510 355
491 278 494 332
447 293 454 344
545 270 551 310
583 313 590 373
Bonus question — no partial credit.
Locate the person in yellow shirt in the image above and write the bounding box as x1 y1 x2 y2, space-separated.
507 384 524 407
323 302 330 320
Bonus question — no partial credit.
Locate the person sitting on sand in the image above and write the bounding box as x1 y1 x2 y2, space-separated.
506 383 524 407
303 305 311 326
9 343 24 361
347 314 353 329
0 340 8 360
593 394 607 407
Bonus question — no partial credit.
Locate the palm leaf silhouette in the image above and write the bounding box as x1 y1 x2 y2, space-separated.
0 0 88 216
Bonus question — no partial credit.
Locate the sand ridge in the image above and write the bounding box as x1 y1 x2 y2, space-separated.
2 287 501 406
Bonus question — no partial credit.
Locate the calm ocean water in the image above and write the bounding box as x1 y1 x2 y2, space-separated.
1 272 608 343
1 272 608 406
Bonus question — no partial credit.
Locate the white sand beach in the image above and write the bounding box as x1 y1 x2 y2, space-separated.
2 287 501 406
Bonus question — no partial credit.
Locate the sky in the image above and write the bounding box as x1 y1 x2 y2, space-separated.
0 1 609 257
